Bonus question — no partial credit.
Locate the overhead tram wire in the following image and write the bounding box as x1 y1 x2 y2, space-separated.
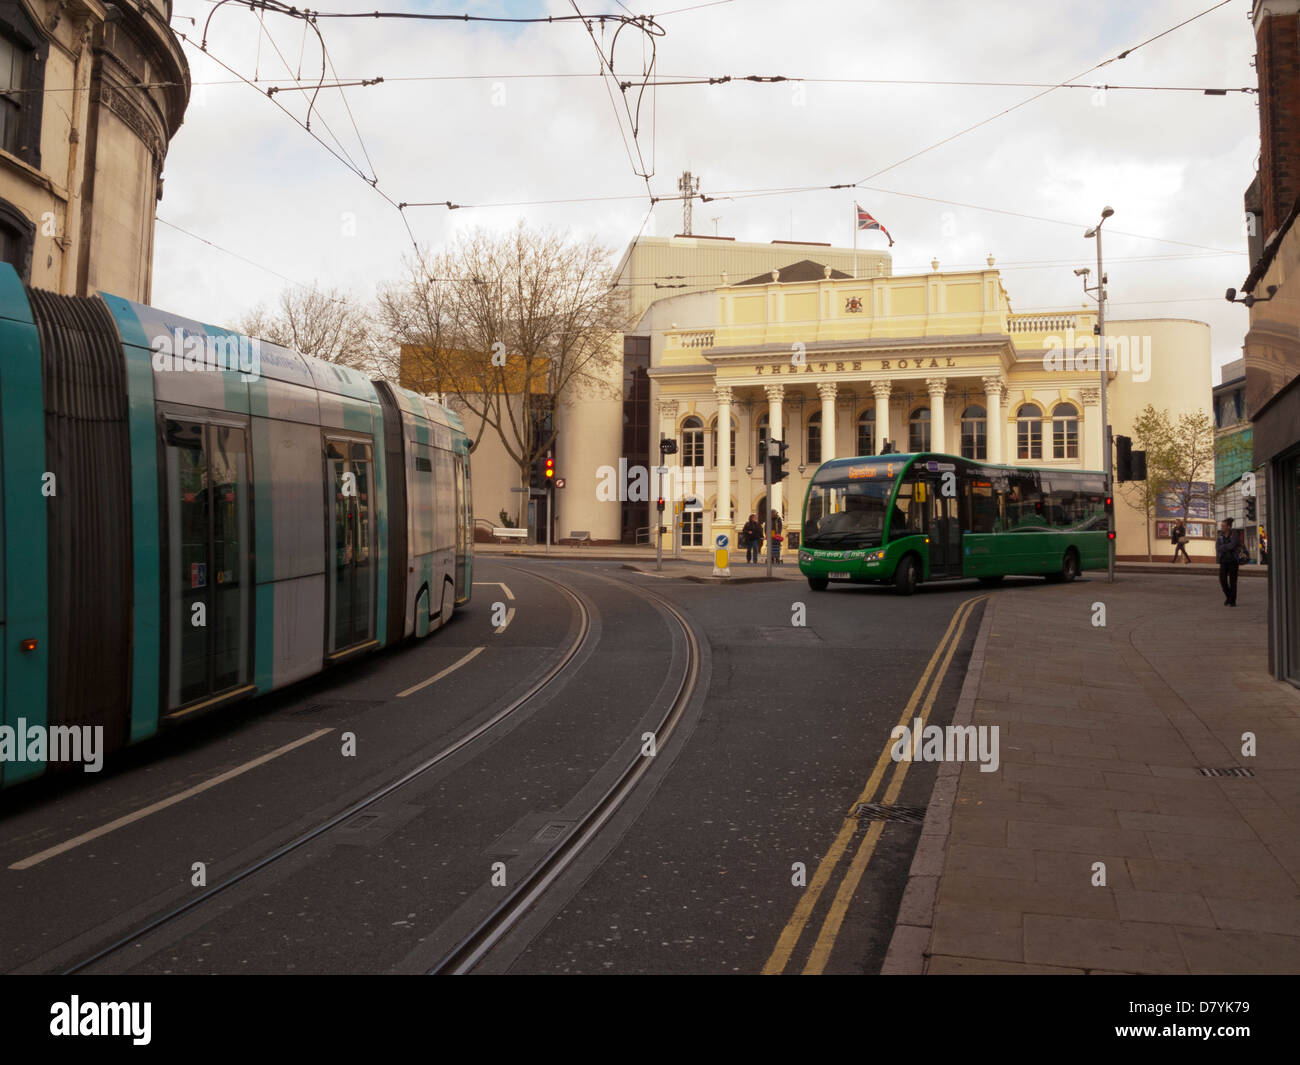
855 0 1235 184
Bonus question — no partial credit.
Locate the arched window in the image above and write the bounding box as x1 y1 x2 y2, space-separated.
0 198 34 283
710 414 737 468
1052 403 1079 459
807 410 822 465
682 416 704 467
908 407 931 454
960 405 987 461
1017 403 1043 460
857 409 876 457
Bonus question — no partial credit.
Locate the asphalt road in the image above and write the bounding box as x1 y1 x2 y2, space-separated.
0 558 1000 974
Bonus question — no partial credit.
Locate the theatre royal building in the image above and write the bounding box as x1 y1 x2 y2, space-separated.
503 234 1213 559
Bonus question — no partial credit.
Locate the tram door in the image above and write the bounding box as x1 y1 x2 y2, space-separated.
165 419 251 709
325 438 375 654
925 476 963 576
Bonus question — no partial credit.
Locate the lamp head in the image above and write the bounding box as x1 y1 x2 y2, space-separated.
1101 206 1114 219
1084 227 1097 239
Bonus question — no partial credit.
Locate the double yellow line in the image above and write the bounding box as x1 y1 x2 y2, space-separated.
762 594 986 975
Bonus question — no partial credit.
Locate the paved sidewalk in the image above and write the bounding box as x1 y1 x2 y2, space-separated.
885 572 1300 974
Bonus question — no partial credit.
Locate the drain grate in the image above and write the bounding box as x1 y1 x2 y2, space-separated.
1197 766 1256 778
852 802 927 824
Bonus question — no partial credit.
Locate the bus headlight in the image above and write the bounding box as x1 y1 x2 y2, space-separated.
798 550 812 563
864 550 885 563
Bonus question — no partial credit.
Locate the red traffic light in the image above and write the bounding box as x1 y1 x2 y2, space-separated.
1107 531 1116 540
1104 495 1113 510
545 457 554 479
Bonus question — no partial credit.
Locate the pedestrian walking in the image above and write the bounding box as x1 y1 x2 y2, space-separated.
1260 529 1269 566
741 513 763 565
1171 519 1191 564
1216 518 1243 607
769 510 784 565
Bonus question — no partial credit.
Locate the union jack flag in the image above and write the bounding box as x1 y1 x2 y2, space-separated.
856 204 894 246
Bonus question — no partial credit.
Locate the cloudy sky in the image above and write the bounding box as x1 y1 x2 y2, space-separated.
156 0 1259 378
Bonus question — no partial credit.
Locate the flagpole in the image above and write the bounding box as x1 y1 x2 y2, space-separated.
852 202 858 279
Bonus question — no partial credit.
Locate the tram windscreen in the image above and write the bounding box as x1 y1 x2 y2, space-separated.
802 465 900 549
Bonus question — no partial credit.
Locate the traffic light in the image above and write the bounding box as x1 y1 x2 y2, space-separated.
1246 498 1257 522
544 455 555 482
656 496 665 512
768 439 790 484
1131 450 1147 480
1104 494 1115 540
1115 435 1132 481
660 438 678 456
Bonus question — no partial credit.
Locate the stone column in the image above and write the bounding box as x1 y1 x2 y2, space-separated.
765 383 785 519
927 377 947 454
837 392 857 457
715 385 733 536
982 375 1003 463
872 380 892 454
1081 387 1102 471
818 382 837 463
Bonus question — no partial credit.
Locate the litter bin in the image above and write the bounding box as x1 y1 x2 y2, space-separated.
788 530 800 551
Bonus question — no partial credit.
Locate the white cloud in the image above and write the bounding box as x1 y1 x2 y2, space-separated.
154 0 1259 376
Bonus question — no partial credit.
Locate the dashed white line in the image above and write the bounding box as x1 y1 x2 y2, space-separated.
9 728 334 871
396 646 486 698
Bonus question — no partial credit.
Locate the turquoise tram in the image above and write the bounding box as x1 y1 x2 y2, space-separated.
0 265 472 784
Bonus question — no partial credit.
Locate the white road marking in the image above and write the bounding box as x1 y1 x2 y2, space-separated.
495 607 516 635
473 581 515 601
8 728 334 871
396 646 485 698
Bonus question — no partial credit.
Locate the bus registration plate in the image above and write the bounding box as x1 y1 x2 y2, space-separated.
829 571 850 579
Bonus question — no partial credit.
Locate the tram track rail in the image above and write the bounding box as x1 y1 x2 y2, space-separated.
61 564 592 975
428 579 703 975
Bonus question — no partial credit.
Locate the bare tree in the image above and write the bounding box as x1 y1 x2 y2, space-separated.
236 285 383 374
1122 404 1215 559
376 223 625 522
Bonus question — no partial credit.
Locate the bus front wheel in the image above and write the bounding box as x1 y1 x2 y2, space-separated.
1046 549 1080 584
894 556 919 596
808 576 829 592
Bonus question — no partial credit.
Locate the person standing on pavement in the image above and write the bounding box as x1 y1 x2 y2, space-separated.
1172 519 1191 564
1216 517 1242 607
741 513 763 565
769 510 784 565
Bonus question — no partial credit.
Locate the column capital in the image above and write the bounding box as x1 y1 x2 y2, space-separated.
981 374 1004 395
713 385 733 405
817 381 838 402
1081 387 1101 406
658 399 679 420
764 383 785 405
871 379 892 399
926 377 948 397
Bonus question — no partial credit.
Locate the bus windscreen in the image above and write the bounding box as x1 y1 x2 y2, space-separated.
803 473 898 549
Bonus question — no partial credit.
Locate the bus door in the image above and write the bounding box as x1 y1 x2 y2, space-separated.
924 476 963 576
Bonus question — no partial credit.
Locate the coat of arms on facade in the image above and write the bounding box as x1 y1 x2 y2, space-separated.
845 297 863 313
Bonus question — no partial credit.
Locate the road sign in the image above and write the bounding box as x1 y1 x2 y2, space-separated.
715 533 729 549
555 478 565 489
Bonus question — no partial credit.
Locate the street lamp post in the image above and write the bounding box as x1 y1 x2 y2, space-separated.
1085 206 1115 583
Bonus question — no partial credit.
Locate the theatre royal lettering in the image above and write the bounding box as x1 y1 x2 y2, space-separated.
753 356 960 375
